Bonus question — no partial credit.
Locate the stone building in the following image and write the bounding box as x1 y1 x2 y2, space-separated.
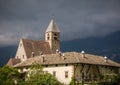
7 18 120 84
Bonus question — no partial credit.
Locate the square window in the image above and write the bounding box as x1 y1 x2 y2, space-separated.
65 71 68 78
53 71 56 77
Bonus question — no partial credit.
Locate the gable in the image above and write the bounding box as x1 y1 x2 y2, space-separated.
15 39 27 62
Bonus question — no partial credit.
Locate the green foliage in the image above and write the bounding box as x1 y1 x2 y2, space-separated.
0 63 65 85
69 77 74 85
103 73 118 83
88 82 102 85
24 63 64 85
0 65 21 85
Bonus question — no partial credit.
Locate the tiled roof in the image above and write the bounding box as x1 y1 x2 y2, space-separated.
7 58 21 67
14 52 120 67
22 39 52 58
46 18 60 33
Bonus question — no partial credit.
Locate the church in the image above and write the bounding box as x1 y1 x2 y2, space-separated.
7 18 120 84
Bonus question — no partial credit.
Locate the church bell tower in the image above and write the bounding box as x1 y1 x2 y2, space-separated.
45 18 60 53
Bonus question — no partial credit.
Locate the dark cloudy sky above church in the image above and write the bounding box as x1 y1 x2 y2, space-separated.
0 0 120 46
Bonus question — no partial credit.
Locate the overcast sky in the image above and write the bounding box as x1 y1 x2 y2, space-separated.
0 0 120 46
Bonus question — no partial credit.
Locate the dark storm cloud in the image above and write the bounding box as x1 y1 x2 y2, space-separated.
0 0 120 46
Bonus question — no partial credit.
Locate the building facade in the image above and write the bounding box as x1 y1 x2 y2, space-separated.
7 18 120 84
14 52 120 84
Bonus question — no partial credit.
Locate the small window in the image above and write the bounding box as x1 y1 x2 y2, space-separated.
46 65 48 67
111 67 113 71
20 43 22 47
47 37 49 40
26 67 29 70
54 37 57 40
55 64 58 67
65 64 68 66
65 71 68 78
53 71 56 77
23 55 24 59
47 34 50 36
47 34 50 40
54 33 57 36
16 56 18 59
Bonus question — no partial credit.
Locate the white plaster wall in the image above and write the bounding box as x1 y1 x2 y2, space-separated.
15 39 27 62
43 65 74 85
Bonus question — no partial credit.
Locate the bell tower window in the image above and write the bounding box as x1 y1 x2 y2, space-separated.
54 33 57 36
47 34 50 40
54 33 58 40
54 37 57 40
47 37 49 40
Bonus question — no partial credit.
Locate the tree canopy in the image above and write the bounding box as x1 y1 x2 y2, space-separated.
0 65 21 85
0 63 65 85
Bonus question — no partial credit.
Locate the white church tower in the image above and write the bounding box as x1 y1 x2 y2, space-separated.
45 18 60 53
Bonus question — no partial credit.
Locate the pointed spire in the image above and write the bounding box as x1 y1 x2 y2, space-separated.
46 17 60 33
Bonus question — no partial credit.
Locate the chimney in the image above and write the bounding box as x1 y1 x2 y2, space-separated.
104 56 107 63
81 51 85 58
41 55 45 62
31 52 34 57
56 49 59 53
59 51 62 56
62 53 65 60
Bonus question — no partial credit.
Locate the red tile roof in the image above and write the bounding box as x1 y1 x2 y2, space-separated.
7 58 21 67
14 52 120 67
22 39 52 59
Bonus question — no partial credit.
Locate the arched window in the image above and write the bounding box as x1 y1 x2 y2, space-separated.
54 33 58 40
54 37 57 40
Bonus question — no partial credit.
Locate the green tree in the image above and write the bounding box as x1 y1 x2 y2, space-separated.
24 63 64 85
69 77 74 85
0 65 21 85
